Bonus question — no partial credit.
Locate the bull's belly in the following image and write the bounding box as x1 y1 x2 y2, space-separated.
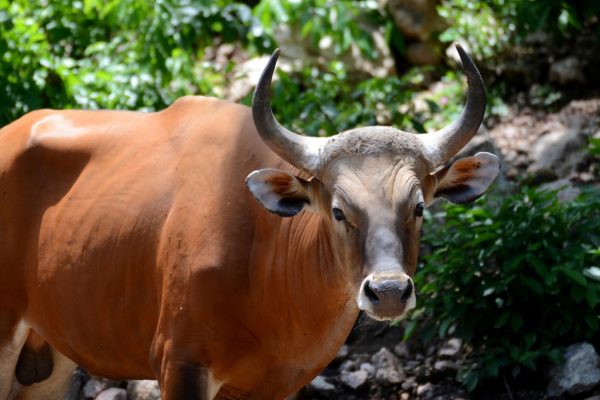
24 262 160 379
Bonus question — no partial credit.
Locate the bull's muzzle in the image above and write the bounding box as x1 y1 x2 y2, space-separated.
357 273 416 321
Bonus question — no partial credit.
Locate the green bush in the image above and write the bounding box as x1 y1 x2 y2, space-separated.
0 0 267 126
410 187 600 391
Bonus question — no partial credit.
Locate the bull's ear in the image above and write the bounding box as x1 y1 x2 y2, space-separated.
433 152 500 204
246 169 313 217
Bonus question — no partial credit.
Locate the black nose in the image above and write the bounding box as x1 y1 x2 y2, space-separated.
364 279 413 306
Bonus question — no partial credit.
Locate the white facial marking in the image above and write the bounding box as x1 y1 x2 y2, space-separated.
0 319 30 399
29 114 90 146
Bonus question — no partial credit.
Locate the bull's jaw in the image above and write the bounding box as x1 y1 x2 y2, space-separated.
356 271 416 321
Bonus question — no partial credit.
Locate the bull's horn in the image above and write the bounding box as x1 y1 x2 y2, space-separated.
252 49 327 175
418 44 486 167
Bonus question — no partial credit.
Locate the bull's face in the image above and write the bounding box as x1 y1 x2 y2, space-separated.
246 46 500 321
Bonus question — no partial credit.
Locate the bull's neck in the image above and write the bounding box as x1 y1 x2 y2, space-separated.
249 208 357 328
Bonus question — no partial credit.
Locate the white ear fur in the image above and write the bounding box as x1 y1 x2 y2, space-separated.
434 152 500 204
246 168 311 217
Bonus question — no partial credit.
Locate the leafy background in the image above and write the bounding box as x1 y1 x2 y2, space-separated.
1 0 599 394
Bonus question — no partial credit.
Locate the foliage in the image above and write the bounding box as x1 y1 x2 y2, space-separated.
438 0 511 60
0 0 267 126
410 187 600 390
263 63 440 137
253 0 396 60
439 0 600 60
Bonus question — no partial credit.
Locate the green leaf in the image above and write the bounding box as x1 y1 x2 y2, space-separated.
561 268 588 286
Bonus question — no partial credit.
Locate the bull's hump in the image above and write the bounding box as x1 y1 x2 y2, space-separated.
26 110 147 152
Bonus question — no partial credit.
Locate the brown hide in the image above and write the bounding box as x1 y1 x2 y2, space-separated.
0 97 358 399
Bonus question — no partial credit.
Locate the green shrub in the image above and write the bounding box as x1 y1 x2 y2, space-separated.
410 187 600 391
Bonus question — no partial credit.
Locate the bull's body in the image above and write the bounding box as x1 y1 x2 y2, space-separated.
0 97 356 399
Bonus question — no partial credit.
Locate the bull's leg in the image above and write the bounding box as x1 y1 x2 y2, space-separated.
159 361 223 400
0 319 29 400
12 347 77 400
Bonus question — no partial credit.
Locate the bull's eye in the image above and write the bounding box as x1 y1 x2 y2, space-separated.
332 207 346 221
415 202 425 217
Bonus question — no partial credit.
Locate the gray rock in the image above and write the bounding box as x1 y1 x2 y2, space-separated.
394 342 410 358
401 376 416 390
95 388 127 400
339 359 357 373
340 369 369 390
336 344 349 359
127 380 161 400
359 362 376 379
83 380 104 399
438 338 462 358
64 368 87 400
371 347 405 384
417 382 433 396
84 378 121 400
528 125 587 180
548 343 600 397
540 179 581 202
308 375 336 393
433 360 458 373
549 57 585 85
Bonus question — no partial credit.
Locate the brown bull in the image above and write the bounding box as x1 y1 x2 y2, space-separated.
0 45 499 400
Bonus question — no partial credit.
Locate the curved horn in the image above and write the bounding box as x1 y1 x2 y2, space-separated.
252 49 327 175
418 44 486 167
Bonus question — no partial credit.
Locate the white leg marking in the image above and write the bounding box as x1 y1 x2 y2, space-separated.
0 320 30 400
208 370 224 400
11 348 77 400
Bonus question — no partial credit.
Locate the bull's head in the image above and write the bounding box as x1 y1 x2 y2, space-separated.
246 46 499 321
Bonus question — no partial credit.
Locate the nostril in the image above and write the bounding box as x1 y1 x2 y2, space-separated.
364 281 380 305
401 280 413 302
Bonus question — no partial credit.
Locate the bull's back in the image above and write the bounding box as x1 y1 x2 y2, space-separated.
0 97 269 378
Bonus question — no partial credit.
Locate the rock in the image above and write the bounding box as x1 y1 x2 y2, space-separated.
433 360 458 373
359 362 376 379
336 344 349 359
83 379 104 399
394 342 410 358
528 125 587 180
371 347 405 384
308 375 336 394
400 392 410 400
540 179 581 202
65 368 87 400
339 359 357 373
385 0 446 41
95 388 127 400
401 376 416 391
438 338 462 358
416 382 433 396
584 396 600 400
549 57 585 85
548 342 600 397
127 380 161 400
340 369 369 390
84 379 120 399
406 42 441 65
